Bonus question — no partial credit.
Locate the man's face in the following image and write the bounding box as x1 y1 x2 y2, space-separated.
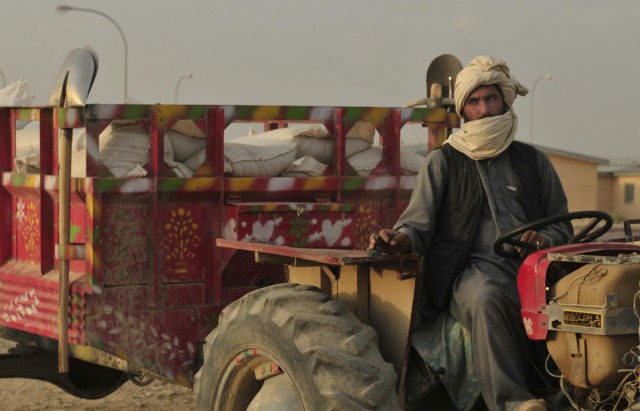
462 85 506 122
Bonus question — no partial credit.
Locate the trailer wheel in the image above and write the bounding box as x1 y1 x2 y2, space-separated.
194 283 400 411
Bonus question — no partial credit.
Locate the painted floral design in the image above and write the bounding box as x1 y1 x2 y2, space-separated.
163 207 201 281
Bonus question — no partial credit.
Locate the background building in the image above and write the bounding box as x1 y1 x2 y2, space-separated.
597 165 640 222
537 145 608 212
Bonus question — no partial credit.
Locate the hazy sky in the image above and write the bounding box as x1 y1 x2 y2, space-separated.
2 0 639 164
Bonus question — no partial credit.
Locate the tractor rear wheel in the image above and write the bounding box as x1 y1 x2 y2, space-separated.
194 283 399 411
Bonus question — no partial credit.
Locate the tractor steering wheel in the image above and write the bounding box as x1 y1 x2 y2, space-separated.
493 211 613 259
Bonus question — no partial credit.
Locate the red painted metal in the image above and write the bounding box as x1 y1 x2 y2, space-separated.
0 109 11 267
0 261 87 344
0 103 444 386
517 242 640 340
38 109 55 276
224 202 355 248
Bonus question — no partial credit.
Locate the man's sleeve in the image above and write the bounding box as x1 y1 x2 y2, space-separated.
537 151 574 245
393 150 448 254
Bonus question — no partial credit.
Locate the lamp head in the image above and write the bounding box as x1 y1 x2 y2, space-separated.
55 5 73 14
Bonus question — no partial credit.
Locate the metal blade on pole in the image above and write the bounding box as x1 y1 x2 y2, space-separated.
50 46 98 373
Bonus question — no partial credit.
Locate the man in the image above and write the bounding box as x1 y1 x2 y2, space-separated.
370 56 572 411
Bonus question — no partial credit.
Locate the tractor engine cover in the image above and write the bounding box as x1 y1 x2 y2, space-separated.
546 263 640 389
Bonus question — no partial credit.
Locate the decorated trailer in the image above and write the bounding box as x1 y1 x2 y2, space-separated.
0 48 462 409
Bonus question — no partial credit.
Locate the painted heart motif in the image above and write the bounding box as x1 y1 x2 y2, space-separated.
223 218 237 239
322 220 345 247
248 217 282 243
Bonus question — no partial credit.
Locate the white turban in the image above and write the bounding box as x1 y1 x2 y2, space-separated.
454 56 528 116
445 56 529 160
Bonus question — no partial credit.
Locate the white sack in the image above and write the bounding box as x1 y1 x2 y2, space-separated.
294 137 371 163
225 140 296 177
1 78 34 129
99 123 150 177
14 128 87 177
167 129 207 162
293 121 374 162
281 155 328 177
0 78 33 107
347 146 425 176
183 148 232 174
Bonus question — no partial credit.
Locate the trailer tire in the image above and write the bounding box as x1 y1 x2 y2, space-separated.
194 283 400 411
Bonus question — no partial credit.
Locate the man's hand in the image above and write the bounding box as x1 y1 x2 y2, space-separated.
516 230 549 258
368 229 411 255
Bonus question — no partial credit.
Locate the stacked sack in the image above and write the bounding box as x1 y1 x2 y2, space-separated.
14 121 191 178
163 120 427 177
13 117 425 178
5 78 424 178
177 121 377 178
347 146 426 176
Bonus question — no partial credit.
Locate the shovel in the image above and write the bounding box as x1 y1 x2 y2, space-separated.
49 46 98 373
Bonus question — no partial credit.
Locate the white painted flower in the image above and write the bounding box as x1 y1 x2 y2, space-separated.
16 200 25 223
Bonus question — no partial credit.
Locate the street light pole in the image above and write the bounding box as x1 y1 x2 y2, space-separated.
174 72 193 103
56 5 128 101
529 74 552 144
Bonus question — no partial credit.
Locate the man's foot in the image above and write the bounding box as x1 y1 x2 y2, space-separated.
518 399 548 411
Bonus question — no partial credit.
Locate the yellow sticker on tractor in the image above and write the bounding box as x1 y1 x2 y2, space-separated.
563 310 603 328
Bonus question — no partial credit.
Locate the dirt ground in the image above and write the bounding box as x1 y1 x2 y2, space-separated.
0 339 196 411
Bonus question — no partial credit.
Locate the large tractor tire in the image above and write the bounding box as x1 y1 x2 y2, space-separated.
194 283 400 411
